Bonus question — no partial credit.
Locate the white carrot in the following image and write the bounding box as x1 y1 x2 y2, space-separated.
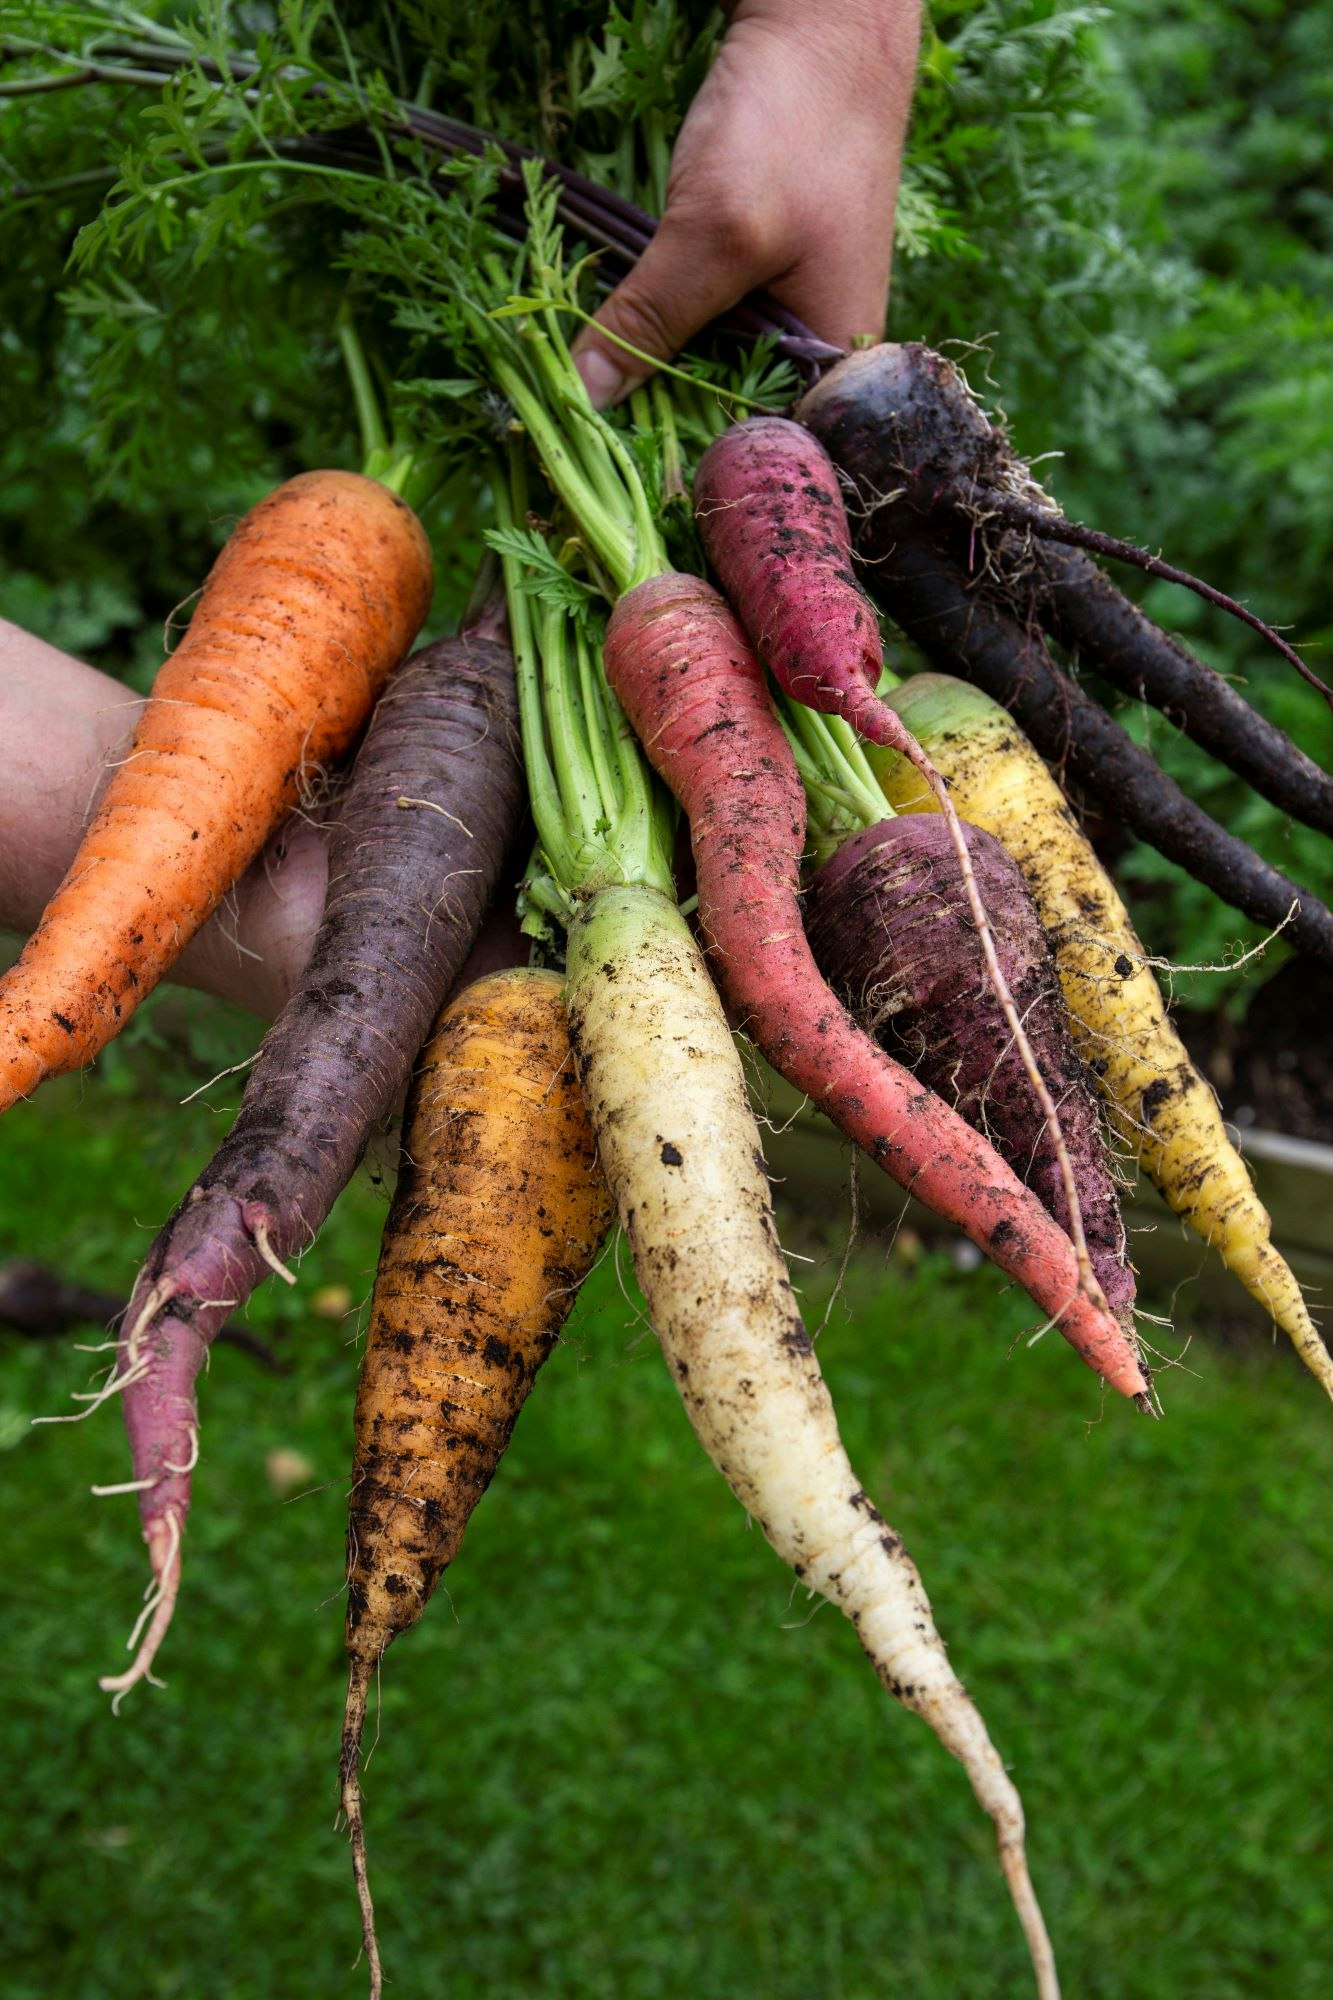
566 884 1060 2000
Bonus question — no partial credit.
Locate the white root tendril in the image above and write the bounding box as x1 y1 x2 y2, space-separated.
124 1280 178 1362
30 1351 152 1426
251 1218 297 1285
90 1476 161 1497
163 1425 200 1476
100 1509 182 1711
179 1051 260 1105
395 794 473 837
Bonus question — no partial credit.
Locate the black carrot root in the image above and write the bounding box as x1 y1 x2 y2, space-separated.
1008 537 1333 838
804 819 1134 1325
867 536 1333 969
796 343 1333 829
980 495 1333 715
95 628 524 1701
0 1260 286 1372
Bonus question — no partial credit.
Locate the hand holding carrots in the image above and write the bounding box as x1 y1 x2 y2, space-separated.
0 620 330 1020
572 0 922 404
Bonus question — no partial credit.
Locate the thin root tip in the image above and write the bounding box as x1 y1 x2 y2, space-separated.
1132 1390 1160 1420
98 1516 182 1707
344 1769 383 2000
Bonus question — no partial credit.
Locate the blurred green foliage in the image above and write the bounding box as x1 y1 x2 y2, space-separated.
1 0 1330 1003
2 1073 1330 1998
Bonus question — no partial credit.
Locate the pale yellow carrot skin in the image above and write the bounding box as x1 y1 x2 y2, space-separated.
566 884 1060 1998
871 674 1331 1396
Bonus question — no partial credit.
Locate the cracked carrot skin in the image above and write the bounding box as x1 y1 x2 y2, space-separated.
0 469 433 1110
873 672 1332 1396
604 573 1147 1400
342 967 614 2000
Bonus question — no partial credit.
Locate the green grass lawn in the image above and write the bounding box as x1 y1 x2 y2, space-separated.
2 1063 1330 2000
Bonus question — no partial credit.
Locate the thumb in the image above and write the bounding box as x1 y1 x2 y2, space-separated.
572 211 757 407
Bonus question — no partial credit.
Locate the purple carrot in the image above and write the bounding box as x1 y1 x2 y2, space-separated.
805 818 1134 1323
95 627 523 1702
0 1260 286 1372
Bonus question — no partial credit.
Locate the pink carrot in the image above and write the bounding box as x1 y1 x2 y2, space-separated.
604 572 1148 1402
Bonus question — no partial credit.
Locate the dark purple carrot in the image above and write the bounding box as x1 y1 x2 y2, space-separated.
93 625 524 1701
796 342 1333 828
864 533 1333 970
804 818 1134 1324
1016 540 1333 839
694 414 1107 1311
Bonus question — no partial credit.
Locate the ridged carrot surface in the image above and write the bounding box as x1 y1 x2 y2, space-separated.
0 470 433 1109
342 967 614 1998
805 816 1135 1324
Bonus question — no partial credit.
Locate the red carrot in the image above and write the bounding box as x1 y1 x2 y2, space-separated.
695 415 1108 1315
604 572 1148 1401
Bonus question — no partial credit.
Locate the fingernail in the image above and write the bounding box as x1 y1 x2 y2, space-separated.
573 345 629 409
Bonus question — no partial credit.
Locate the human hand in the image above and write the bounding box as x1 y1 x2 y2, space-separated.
0 618 329 1021
571 0 921 406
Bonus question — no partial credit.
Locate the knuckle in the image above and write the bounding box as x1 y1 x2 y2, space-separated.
701 191 786 274
604 285 681 366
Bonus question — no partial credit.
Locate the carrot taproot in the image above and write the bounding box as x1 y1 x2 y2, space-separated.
693 414 887 734
566 883 1061 1999
89 626 523 1703
694 415 1108 1314
796 339 1333 758
0 469 434 1109
804 815 1135 1326
342 967 614 1998
871 672 1332 1394
603 571 1147 1400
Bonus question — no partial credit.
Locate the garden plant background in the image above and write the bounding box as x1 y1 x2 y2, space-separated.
2 3 1330 1995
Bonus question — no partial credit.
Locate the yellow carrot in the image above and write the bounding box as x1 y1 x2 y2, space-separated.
871 673 1331 1395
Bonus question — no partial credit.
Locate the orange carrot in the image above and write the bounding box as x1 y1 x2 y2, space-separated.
342 968 614 1994
0 470 433 1110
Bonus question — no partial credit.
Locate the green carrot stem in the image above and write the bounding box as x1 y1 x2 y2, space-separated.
492 452 576 884
539 600 604 851
576 625 624 822
490 351 637 591
335 305 443 508
776 692 894 832
651 379 687 507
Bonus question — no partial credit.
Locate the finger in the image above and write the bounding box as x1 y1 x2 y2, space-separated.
765 235 893 354
571 206 773 407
